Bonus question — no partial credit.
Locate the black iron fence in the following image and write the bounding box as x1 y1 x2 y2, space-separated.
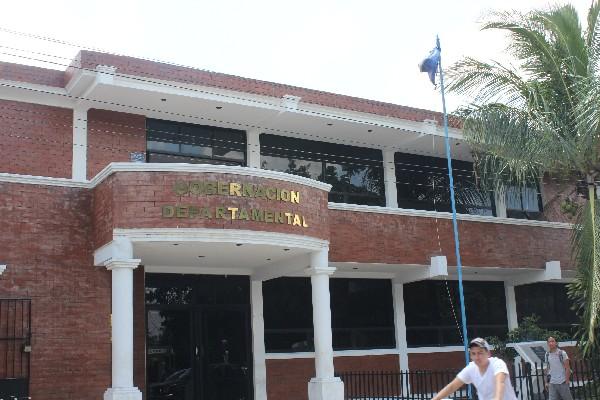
0 299 31 400
339 359 600 400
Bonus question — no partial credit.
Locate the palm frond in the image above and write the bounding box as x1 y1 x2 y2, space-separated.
569 196 600 357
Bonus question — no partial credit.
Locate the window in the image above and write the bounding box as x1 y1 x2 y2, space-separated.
330 279 395 350
506 186 543 219
515 283 577 337
262 278 395 352
260 134 385 206
146 119 246 165
263 278 313 352
403 280 508 346
394 153 494 215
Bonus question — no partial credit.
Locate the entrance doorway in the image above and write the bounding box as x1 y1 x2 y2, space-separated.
146 274 253 400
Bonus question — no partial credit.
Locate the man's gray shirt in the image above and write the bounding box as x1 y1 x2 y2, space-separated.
547 350 568 384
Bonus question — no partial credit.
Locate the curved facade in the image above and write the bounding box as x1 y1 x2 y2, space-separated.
0 51 577 400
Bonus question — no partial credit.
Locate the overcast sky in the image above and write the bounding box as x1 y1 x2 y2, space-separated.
0 0 591 113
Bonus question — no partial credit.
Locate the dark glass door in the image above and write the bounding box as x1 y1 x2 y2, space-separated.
146 307 252 400
147 309 194 400
198 307 252 400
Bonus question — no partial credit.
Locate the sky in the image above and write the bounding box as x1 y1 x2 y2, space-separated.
0 0 592 113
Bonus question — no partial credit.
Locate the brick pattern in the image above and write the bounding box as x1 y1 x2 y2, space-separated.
329 209 572 269
0 61 66 87
86 109 147 179
266 355 399 400
409 351 465 370
91 171 330 248
0 100 73 178
0 182 110 400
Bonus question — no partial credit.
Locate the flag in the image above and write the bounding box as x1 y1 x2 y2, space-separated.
419 45 441 85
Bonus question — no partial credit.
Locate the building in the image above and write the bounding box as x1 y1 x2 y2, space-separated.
0 51 578 400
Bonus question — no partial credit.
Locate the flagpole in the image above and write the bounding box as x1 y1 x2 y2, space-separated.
436 35 470 366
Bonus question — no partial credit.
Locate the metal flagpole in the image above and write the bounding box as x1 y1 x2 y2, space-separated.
436 35 470 366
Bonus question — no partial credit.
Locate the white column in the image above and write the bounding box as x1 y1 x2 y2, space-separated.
383 150 398 208
104 259 142 400
504 282 518 330
0 264 6 275
306 249 344 400
495 186 507 218
251 279 267 400
72 107 88 181
392 279 409 372
247 129 261 168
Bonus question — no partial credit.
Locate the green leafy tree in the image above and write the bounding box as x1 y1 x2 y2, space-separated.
447 3 600 357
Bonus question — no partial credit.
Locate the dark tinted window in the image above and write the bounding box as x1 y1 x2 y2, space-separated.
262 278 395 352
403 280 508 346
395 152 494 215
263 278 314 352
506 186 543 220
260 134 385 206
145 274 249 306
146 119 246 165
515 283 577 337
330 279 395 350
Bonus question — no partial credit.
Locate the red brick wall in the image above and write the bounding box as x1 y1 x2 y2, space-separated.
0 182 111 400
92 171 330 248
0 100 72 178
408 351 465 370
266 355 400 400
329 209 572 269
0 61 66 87
86 109 146 179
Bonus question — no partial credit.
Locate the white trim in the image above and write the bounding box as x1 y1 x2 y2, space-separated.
383 150 398 208
0 80 74 109
265 348 399 360
251 280 268 400
72 107 88 181
0 172 89 188
112 228 329 250
89 163 333 191
106 72 462 139
407 346 465 353
0 162 332 192
328 202 573 229
143 266 251 275
393 281 409 371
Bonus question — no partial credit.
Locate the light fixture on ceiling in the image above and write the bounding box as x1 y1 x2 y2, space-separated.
216 106 223 110
235 243 243 247
198 255 205 258
283 248 290 251
172 243 179 246
367 129 373 133
266 258 272 261
327 123 333 126
160 98 167 102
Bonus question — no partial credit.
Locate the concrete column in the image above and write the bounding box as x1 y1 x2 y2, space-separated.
72 107 88 181
306 249 344 400
392 279 410 372
504 282 518 330
383 150 398 208
251 279 267 400
247 129 261 168
104 259 142 400
494 186 507 218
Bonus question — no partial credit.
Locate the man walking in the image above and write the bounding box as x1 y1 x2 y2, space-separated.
545 336 573 400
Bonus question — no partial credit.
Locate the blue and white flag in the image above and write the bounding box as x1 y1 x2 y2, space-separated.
419 45 441 85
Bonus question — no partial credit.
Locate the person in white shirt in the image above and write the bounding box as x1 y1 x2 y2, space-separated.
544 336 573 400
431 337 518 400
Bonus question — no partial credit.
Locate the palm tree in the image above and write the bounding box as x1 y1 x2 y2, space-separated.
446 2 600 357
